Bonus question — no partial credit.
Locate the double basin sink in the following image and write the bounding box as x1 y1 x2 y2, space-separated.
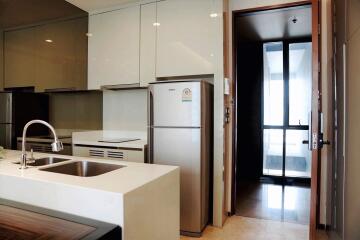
15 157 125 177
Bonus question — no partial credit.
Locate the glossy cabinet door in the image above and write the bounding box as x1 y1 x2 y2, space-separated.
4 18 88 92
4 27 36 89
88 6 140 90
156 0 216 77
140 2 157 87
347 0 360 41
35 18 88 92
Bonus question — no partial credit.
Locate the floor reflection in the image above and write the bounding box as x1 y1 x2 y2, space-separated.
236 182 310 225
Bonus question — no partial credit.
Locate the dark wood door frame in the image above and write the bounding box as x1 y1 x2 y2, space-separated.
231 1 321 240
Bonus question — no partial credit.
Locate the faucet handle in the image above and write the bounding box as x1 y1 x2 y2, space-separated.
51 140 63 152
19 153 28 170
27 149 35 163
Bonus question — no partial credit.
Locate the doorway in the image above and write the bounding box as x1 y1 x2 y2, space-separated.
232 2 317 231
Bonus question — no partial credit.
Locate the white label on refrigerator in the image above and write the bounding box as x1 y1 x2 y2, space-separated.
182 88 192 102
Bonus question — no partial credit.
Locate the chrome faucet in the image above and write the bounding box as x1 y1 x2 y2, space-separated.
20 120 63 169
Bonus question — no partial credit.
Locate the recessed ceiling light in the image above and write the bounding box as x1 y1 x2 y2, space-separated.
210 13 218 18
45 39 53 43
153 22 160 27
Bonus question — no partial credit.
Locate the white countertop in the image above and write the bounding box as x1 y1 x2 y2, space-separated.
72 130 147 149
0 150 180 240
0 150 175 195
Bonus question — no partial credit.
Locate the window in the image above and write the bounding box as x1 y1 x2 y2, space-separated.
262 40 312 179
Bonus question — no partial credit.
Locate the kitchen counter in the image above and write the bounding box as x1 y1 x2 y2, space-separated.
0 150 179 240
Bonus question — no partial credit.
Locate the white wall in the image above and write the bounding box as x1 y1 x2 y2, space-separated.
228 0 333 226
102 89 147 132
212 0 226 227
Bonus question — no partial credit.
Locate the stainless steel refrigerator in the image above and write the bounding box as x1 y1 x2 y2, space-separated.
148 80 213 237
0 92 49 149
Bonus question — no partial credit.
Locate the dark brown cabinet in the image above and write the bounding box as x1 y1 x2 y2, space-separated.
4 17 88 92
0 198 121 240
4 27 37 89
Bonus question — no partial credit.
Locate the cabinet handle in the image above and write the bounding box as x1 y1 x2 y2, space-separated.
45 87 76 92
101 83 140 90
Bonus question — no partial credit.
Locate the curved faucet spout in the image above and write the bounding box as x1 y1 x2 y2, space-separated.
20 120 63 169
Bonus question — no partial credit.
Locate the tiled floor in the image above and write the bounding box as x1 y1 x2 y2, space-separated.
180 216 329 240
236 182 310 225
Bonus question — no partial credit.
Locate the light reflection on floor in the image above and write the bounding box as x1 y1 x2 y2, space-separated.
236 182 310 225
180 216 328 240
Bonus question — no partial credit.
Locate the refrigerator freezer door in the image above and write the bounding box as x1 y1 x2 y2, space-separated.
150 82 201 127
153 127 203 233
0 124 12 149
0 93 12 124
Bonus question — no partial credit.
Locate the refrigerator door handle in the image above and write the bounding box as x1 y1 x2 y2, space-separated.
148 85 154 163
0 124 12 149
6 125 12 148
6 94 12 123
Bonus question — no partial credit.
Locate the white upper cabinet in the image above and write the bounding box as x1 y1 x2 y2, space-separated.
140 2 157 87
156 0 216 78
88 6 140 90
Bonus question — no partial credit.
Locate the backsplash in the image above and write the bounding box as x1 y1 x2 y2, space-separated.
103 89 147 132
0 30 3 91
49 91 103 130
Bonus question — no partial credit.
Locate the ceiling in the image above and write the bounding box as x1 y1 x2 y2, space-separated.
0 0 87 29
65 0 138 12
235 5 312 42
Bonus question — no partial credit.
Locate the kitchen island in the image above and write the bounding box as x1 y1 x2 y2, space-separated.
0 150 180 240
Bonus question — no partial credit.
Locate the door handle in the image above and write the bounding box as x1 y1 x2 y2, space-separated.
319 133 331 149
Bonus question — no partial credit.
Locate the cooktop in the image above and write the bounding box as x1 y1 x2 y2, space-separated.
98 138 140 143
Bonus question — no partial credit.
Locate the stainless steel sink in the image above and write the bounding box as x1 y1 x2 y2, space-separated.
39 161 125 177
14 157 70 166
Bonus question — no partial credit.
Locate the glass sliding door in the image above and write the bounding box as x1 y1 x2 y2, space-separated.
262 42 284 176
263 42 284 126
263 42 284 176
285 130 311 177
263 129 283 176
262 40 312 179
286 42 312 178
